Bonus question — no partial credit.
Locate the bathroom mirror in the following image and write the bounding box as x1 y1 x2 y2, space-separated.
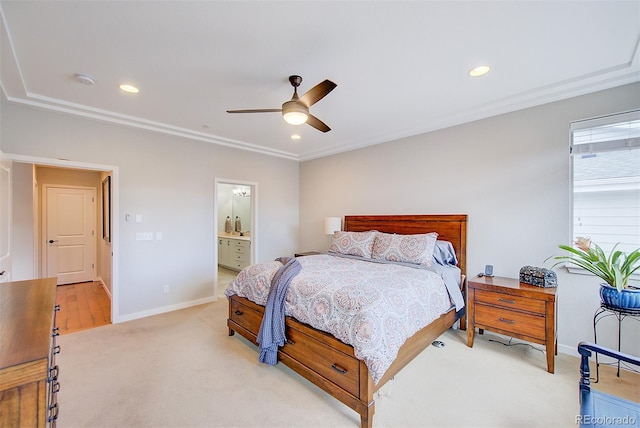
218 183 251 234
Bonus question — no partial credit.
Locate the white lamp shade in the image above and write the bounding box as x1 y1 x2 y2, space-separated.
324 217 342 235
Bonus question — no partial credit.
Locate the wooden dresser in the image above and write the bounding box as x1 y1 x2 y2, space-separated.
0 278 60 427
467 275 557 373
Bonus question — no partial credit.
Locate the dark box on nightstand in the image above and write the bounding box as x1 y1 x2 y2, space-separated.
519 265 557 288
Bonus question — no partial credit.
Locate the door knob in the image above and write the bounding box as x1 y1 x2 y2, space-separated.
48 239 58 244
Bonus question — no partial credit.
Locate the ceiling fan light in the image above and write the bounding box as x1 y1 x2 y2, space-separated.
282 101 309 125
283 111 308 125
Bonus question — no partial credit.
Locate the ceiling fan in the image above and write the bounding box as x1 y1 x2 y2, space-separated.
226 75 337 132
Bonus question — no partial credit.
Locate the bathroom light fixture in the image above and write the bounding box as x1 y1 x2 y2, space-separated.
232 187 251 197
469 65 490 77
282 101 308 125
290 134 301 140
119 84 139 94
324 217 342 235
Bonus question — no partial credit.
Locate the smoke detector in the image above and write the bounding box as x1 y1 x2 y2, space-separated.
74 73 95 85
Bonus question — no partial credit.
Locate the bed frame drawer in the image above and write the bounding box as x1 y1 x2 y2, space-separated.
229 298 262 338
282 325 360 397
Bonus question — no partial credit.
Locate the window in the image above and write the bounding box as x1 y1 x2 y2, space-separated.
571 110 640 255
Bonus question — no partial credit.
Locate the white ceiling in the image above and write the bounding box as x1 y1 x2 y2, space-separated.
1 1 639 161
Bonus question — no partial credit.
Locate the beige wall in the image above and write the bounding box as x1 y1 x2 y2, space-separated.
11 162 35 280
3 82 638 355
1 102 299 319
299 82 640 356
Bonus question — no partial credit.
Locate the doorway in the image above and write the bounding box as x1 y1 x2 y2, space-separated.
5 154 119 325
215 179 257 297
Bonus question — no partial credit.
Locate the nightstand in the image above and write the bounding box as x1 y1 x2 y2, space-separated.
467 275 557 373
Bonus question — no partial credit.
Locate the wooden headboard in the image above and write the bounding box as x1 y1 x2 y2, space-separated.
343 214 467 275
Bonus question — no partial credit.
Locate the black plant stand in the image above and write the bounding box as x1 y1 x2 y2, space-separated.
592 303 640 382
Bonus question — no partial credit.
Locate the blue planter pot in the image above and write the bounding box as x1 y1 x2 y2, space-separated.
599 284 640 311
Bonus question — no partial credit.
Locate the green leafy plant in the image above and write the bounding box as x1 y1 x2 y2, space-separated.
547 237 640 292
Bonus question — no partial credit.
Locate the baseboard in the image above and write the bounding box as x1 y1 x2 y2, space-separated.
95 276 112 300
558 343 579 357
114 295 218 324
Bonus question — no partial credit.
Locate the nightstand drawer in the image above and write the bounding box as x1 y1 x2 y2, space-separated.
475 289 545 314
475 303 546 340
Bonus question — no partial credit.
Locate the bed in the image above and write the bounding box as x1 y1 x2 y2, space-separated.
226 214 467 428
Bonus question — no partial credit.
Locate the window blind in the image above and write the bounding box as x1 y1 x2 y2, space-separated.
570 109 640 155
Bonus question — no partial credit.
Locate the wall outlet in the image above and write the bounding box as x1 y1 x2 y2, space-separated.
163 284 169 293
136 232 153 241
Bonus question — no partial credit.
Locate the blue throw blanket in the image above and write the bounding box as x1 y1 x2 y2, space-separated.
256 256 302 365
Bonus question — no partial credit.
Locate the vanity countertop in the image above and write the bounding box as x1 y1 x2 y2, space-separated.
219 232 251 241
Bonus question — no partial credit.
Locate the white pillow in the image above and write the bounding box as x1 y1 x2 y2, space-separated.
328 230 378 258
372 232 438 266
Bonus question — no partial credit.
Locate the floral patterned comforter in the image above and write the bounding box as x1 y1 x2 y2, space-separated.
225 253 454 384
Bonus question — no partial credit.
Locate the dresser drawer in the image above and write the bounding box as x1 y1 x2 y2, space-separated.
475 303 546 340
232 240 250 249
475 289 545 314
233 246 248 255
233 252 249 263
229 298 262 337
282 325 360 397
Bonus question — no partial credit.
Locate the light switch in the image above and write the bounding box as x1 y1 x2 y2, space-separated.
136 232 153 241
135 214 143 223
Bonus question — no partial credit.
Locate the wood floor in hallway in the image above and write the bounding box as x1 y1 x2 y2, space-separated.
56 281 111 334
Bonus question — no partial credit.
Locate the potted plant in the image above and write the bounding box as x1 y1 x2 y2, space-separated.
547 237 640 311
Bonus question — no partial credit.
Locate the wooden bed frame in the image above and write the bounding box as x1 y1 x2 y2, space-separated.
227 214 467 428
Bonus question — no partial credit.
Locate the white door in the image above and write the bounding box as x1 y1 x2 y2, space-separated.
46 186 96 285
0 155 12 283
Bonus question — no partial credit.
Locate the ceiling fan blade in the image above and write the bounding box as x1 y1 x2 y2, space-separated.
307 114 331 133
299 80 337 107
226 108 282 114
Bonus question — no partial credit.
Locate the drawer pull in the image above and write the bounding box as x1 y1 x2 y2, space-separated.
48 365 59 382
331 363 347 375
234 310 243 316
53 345 61 355
498 317 516 325
498 298 516 304
51 327 60 337
54 304 61 312
48 403 59 422
52 381 61 393
286 339 295 346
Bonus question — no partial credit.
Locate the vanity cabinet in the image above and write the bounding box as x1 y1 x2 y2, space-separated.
218 237 251 271
0 277 60 427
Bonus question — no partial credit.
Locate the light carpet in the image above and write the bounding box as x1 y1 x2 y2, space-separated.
56 299 639 428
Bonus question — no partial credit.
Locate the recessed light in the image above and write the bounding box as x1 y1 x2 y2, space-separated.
119 84 139 94
469 65 490 77
290 134 301 140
